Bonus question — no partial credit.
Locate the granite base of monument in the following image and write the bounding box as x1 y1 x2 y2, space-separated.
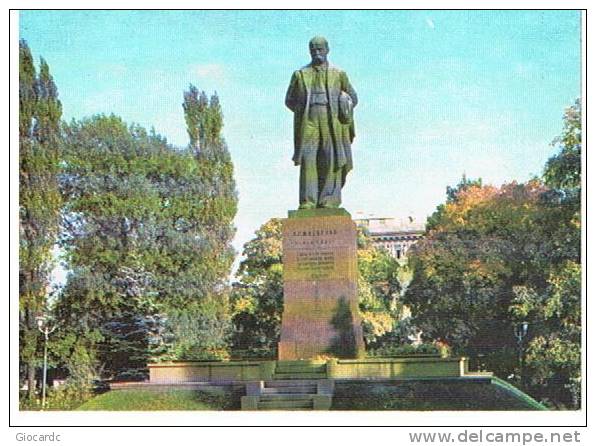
278 208 365 360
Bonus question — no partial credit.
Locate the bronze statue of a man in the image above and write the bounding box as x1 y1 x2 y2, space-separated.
285 36 358 209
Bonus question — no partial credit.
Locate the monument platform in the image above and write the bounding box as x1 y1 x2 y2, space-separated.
278 208 365 360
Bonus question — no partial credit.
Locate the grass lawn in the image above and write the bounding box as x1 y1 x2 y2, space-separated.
77 388 236 411
75 379 546 411
331 378 547 411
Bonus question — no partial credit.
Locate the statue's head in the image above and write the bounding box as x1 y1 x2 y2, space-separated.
309 36 329 65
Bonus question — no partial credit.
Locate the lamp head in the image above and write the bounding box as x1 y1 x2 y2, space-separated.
36 315 45 329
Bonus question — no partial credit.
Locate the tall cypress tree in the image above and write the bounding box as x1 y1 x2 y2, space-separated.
19 40 62 397
182 85 208 155
182 86 237 297
154 86 239 360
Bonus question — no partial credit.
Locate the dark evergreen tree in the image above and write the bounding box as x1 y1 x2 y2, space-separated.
58 97 239 376
59 115 182 379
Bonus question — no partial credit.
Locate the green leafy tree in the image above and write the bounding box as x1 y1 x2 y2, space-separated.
58 115 180 379
356 230 403 346
405 181 550 362
511 99 581 407
544 99 581 192
19 40 62 398
180 86 237 301
59 114 237 377
231 219 284 357
162 300 233 361
156 86 238 360
404 100 581 408
426 174 483 231
57 85 239 376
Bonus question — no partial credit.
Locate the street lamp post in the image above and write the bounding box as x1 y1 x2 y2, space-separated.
36 315 56 410
513 321 529 387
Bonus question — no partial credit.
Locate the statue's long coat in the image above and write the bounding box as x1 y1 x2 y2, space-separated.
285 63 358 185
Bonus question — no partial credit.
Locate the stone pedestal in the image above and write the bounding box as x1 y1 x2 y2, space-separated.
278 208 365 360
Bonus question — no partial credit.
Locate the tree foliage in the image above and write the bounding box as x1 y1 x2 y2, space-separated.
58 115 180 378
404 100 582 408
356 231 404 346
231 219 284 357
544 98 581 192
19 39 63 397
180 86 237 300
161 300 233 361
57 101 238 377
156 86 239 360
406 180 550 350
520 99 581 408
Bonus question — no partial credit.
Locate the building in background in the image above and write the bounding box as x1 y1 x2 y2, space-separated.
354 215 425 260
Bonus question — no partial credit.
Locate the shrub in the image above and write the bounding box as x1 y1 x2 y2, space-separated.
368 342 441 357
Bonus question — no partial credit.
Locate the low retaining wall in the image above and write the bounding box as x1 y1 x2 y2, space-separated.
327 357 469 379
148 361 276 384
148 357 469 383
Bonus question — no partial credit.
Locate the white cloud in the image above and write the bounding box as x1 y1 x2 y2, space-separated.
425 18 435 29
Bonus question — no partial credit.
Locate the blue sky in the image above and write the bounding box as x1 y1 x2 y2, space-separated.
20 10 581 270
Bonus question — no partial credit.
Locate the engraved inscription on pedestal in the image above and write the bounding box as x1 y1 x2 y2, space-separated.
297 250 335 279
278 210 365 360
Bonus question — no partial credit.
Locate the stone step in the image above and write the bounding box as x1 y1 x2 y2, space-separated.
276 361 326 367
262 387 317 394
257 399 314 410
276 362 326 368
265 379 321 386
276 360 327 366
275 366 327 373
258 407 312 411
275 361 326 371
242 378 334 411
260 394 314 401
272 373 327 380
274 371 326 377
